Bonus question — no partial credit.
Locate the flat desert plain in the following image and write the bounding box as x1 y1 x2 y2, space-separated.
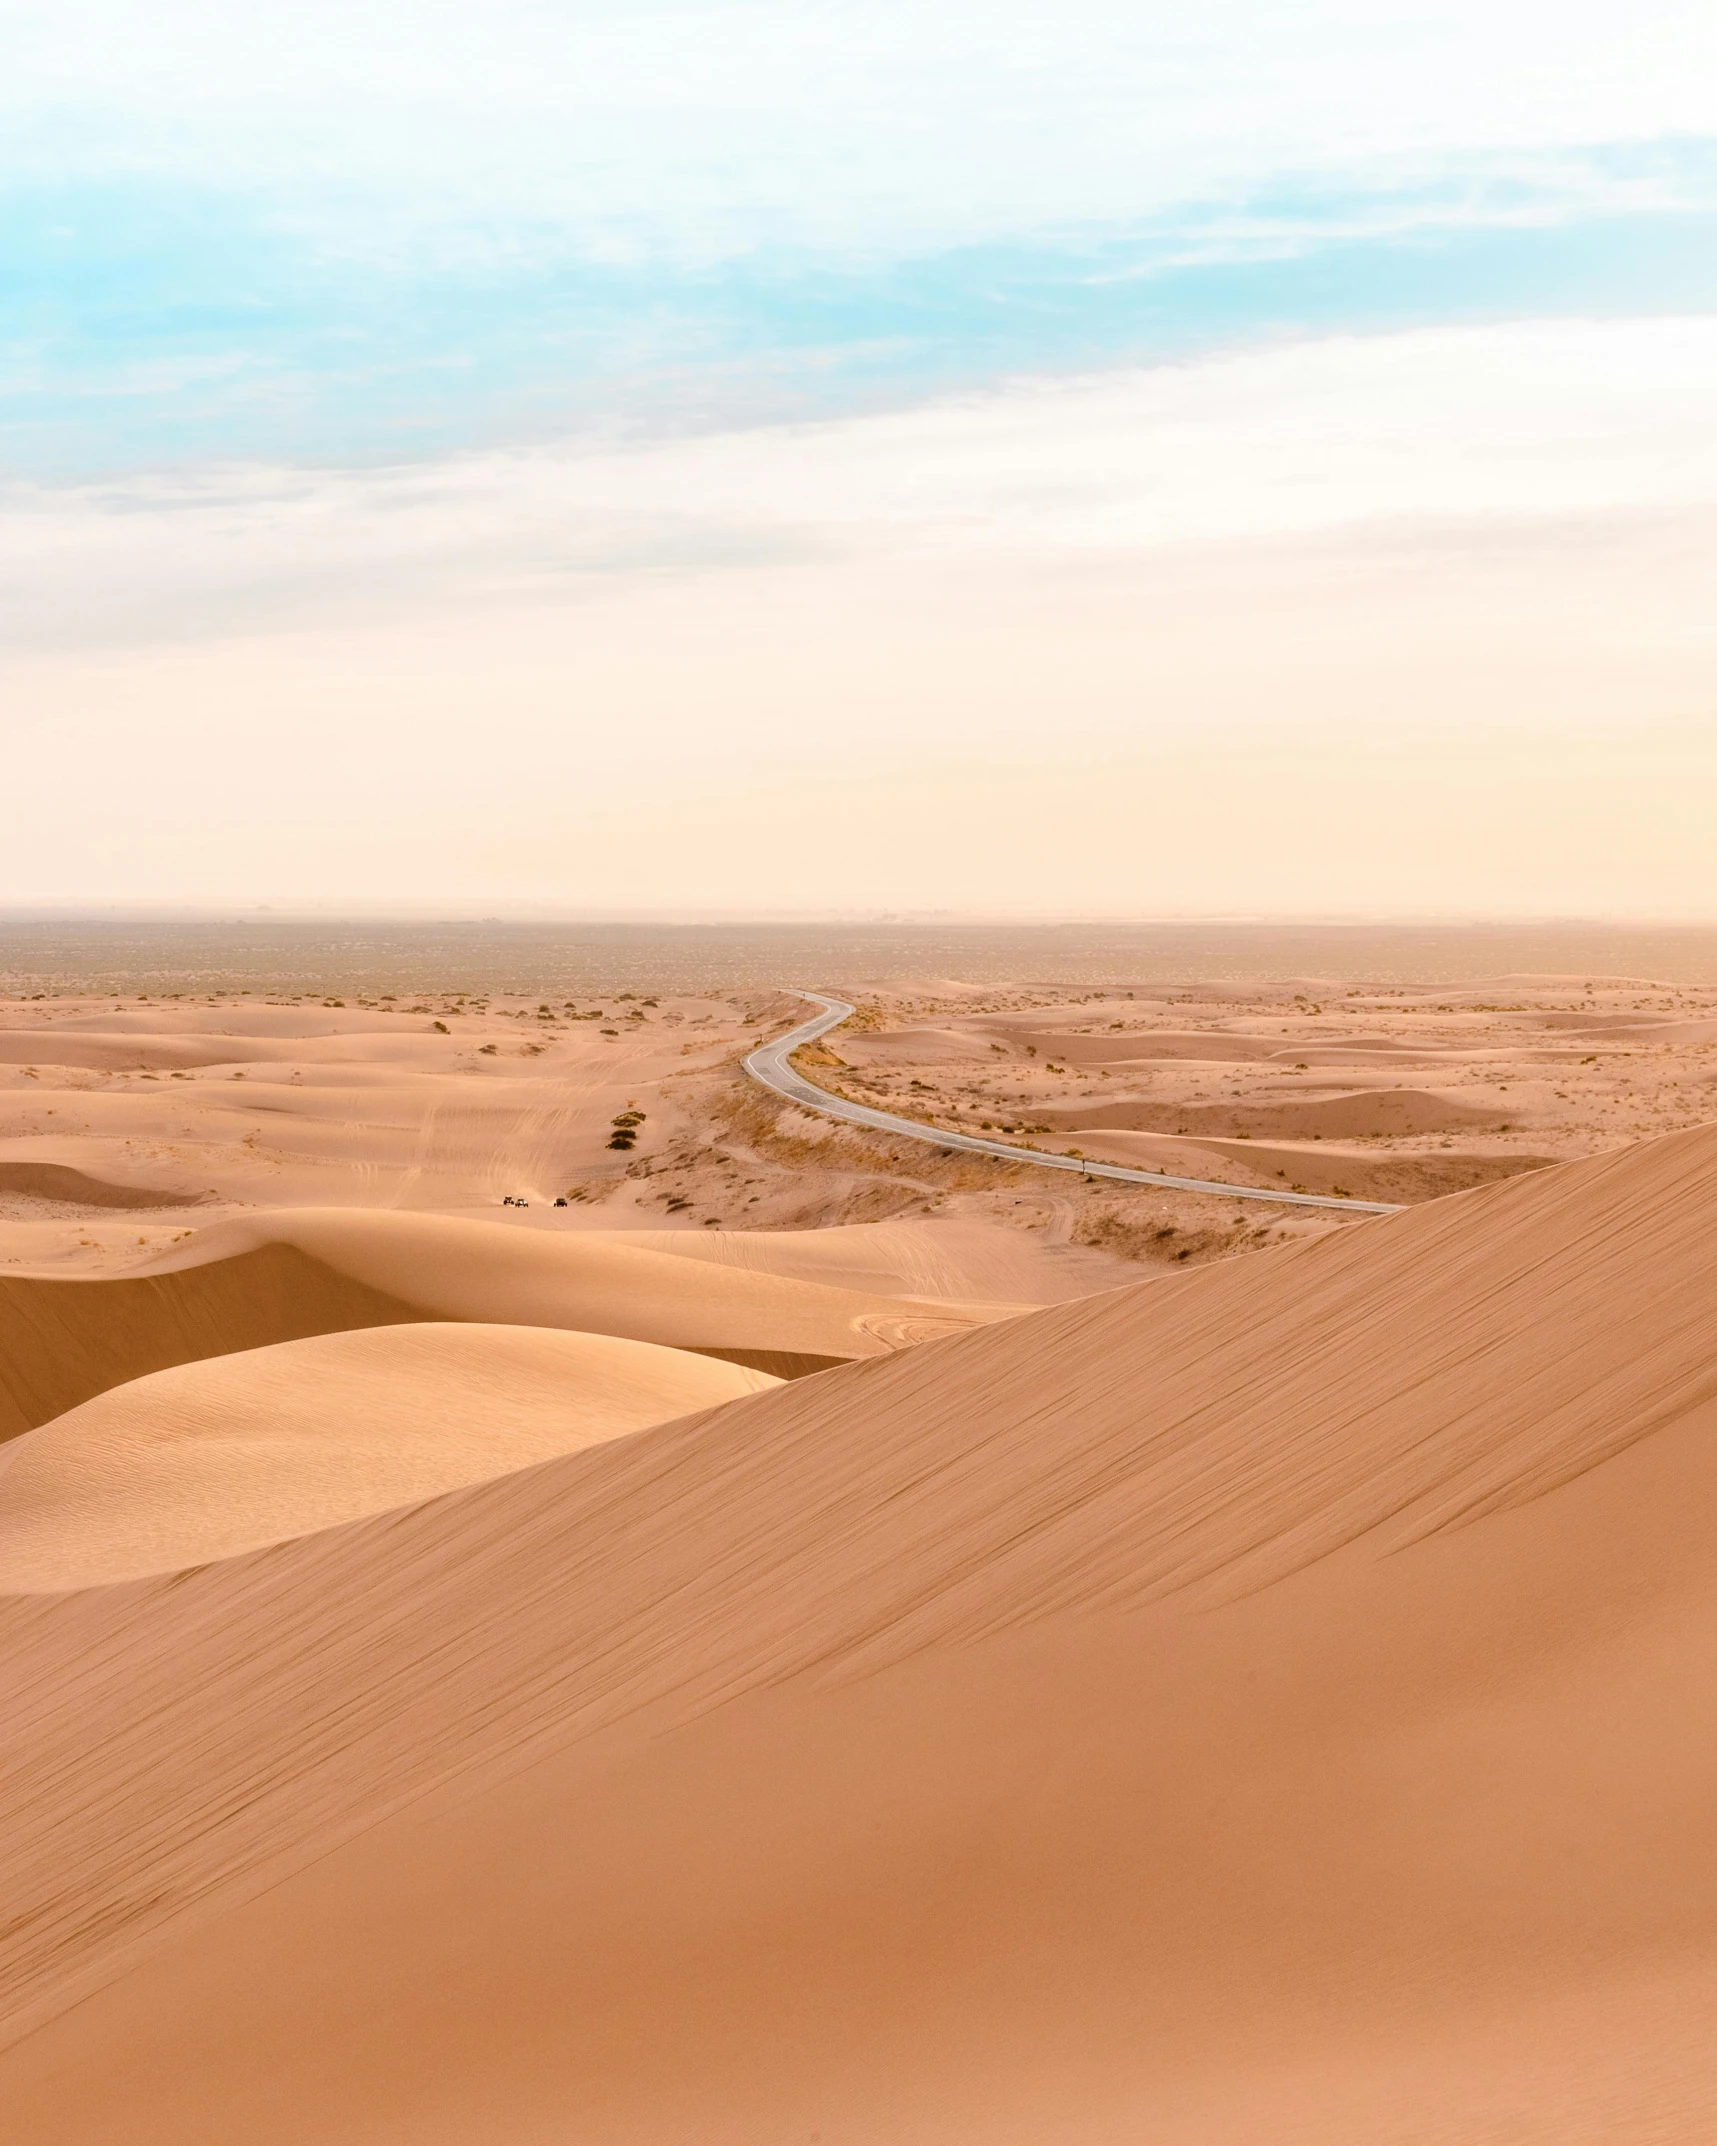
6 964 1717 2138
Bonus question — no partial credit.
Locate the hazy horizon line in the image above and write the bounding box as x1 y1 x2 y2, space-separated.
8 907 1717 930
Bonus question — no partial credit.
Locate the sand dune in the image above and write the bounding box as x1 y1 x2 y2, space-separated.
0 1207 1012 1440
1048 1086 1499 1139
0 990 771 1248
0 1159 210 1210
141 1208 1010 1364
9 1124 1717 2136
613 1214 1118 1303
8 977 1712 1288
835 1021 1468 1073
0 1323 778 1591
979 1023 1292 1063
0 1239 423 1440
834 1025 994 1065
1063 1124 1553 1200
1534 1010 1693 1033
0 1030 274 1072
1272 1044 1473 1069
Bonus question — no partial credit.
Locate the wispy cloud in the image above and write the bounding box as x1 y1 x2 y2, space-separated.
6 171 1717 480
8 1 1717 254
4 3 1717 475
7 317 1716 647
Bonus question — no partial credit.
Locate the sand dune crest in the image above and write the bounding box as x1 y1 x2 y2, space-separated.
137 1207 1008 1364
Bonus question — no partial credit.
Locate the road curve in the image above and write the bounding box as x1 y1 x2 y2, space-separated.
743 992 1403 1216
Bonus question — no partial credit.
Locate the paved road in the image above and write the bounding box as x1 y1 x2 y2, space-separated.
743 992 1402 1216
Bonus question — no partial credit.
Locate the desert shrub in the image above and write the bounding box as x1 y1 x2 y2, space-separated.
1073 1208 1256 1267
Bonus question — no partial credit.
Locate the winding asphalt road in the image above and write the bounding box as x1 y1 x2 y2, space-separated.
743 992 1402 1216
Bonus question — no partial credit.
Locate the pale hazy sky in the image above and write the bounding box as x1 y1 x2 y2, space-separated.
5 1 1716 913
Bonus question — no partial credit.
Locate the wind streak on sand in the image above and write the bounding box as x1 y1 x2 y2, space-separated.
744 992 1402 1215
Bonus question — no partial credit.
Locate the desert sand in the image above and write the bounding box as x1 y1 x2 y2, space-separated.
7 972 1716 1286
6 959 1717 2138
0 1322 779 1590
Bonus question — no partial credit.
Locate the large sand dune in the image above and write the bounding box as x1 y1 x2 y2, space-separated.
8 1123 1717 2136
0 1323 779 1590
0 1206 1015 1439
137 1207 1002 1364
0 1239 423 1439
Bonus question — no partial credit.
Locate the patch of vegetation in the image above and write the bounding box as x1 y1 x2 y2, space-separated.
1073 1208 1258 1268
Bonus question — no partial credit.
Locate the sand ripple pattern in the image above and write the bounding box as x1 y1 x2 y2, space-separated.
5 1125 1717 2045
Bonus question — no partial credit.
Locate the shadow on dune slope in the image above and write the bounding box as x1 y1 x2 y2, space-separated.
0 1209 1005 1438
0 1160 213 1212
0 1243 422 1440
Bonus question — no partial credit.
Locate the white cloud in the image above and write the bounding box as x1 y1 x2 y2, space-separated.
5 317 1716 647
555 315 1717 547
4 1 1716 257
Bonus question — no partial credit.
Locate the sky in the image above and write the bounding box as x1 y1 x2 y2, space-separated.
4 0 1716 915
